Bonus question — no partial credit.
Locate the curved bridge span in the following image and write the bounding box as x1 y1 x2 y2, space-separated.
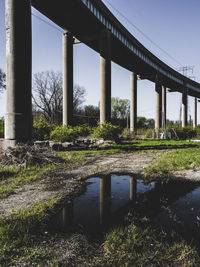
4 0 200 147
32 0 200 96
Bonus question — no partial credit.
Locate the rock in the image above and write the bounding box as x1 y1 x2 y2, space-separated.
98 140 116 147
34 141 49 147
96 139 104 146
49 142 63 151
62 142 73 149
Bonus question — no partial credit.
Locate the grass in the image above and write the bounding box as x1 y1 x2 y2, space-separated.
0 150 91 199
1 139 200 265
0 165 56 198
90 224 200 267
0 139 196 199
0 197 60 265
144 147 200 175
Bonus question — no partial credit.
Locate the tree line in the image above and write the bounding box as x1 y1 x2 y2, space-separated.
0 69 157 128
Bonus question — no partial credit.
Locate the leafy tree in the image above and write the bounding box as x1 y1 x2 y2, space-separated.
84 105 100 118
111 97 130 119
32 70 86 124
137 117 154 128
0 69 6 93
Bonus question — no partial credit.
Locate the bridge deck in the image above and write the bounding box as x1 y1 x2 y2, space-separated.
31 0 200 97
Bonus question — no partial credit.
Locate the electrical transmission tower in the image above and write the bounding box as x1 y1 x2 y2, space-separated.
176 66 194 77
177 66 196 125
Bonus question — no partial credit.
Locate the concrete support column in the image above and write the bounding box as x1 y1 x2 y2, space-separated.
130 177 137 201
100 31 111 124
193 97 197 128
62 201 74 227
5 0 32 147
63 32 74 126
100 175 111 224
162 86 167 128
155 81 162 131
130 73 137 134
182 88 188 128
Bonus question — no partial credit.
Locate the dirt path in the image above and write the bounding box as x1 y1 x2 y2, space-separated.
0 151 156 218
2 149 200 266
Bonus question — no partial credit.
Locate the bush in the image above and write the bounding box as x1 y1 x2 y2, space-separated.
0 119 4 138
92 122 122 142
50 124 93 142
73 124 92 137
145 128 153 138
196 127 200 138
121 128 133 139
33 118 54 141
50 126 78 142
175 127 197 140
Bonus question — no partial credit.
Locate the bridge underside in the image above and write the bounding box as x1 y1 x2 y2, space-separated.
31 0 198 97
3 0 199 148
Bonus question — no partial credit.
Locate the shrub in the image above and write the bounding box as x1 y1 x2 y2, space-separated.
175 127 197 140
196 127 200 138
33 118 54 141
50 124 93 142
121 128 133 139
73 124 92 137
92 122 122 142
145 128 153 138
0 119 4 138
50 126 78 142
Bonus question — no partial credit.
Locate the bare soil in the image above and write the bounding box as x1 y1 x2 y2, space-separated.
0 151 156 218
1 147 200 266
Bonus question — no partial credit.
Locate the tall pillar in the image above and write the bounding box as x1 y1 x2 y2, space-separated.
62 201 74 227
100 31 111 124
63 32 74 126
193 97 197 128
182 88 188 128
130 177 137 201
130 73 137 134
4 0 32 148
155 81 162 131
100 175 111 224
162 86 166 129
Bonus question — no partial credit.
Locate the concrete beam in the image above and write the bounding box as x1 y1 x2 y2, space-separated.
63 32 74 126
182 88 188 128
155 81 162 131
100 31 111 124
4 0 32 148
193 97 197 128
130 73 137 134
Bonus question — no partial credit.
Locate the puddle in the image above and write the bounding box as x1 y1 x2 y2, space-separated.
50 174 200 244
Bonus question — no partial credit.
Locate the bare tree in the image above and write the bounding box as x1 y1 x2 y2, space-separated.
0 69 6 93
32 70 86 123
73 84 86 113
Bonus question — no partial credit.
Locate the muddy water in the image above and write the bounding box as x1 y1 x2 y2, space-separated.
50 174 200 244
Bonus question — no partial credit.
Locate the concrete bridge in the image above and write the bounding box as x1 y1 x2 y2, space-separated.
4 0 200 147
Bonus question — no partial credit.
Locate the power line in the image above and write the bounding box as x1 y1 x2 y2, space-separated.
103 0 183 67
31 13 64 33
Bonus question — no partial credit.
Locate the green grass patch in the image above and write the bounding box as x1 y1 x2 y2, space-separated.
0 165 56 198
91 224 200 266
0 197 60 265
0 140 199 199
144 147 200 175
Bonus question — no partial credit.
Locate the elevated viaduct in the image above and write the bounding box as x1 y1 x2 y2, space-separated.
4 0 200 146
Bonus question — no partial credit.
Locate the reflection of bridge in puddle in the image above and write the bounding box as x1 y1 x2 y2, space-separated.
55 175 200 238
59 175 140 228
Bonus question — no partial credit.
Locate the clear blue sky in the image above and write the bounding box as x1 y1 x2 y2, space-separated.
0 0 200 123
